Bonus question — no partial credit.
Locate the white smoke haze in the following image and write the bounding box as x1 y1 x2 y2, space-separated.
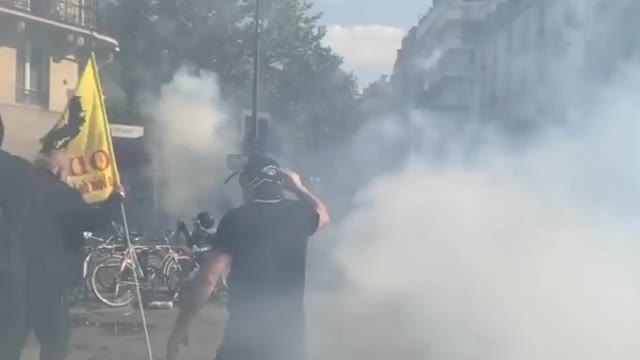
306 3 640 360
127 2 640 360
145 67 238 222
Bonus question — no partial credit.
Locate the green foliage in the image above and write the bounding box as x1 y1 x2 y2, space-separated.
98 0 360 151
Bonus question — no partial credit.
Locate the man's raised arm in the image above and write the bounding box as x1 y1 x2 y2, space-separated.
284 170 330 229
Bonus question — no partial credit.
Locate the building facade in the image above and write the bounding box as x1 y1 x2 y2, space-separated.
391 25 418 107
393 0 599 128
0 0 118 159
474 0 597 129
392 0 486 114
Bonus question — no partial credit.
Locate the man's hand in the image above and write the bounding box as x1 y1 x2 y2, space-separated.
167 325 189 360
107 190 125 205
282 169 305 193
283 169 330 229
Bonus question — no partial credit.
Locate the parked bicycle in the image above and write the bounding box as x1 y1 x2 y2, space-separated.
90 230 186 307
67 224 144 305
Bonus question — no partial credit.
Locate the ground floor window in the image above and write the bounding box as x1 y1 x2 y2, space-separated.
16 39 50 107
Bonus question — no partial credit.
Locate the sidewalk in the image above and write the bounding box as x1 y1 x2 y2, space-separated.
22 303 227 360
21 292 427 360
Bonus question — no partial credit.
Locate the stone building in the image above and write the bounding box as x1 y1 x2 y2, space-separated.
392 0 600 128
0 0 118 159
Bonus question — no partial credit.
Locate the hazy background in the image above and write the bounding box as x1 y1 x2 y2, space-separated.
139 1 640 359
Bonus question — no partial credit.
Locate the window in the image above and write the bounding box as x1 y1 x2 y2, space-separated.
496 32 504 99
515 14 525 54
537 4 545 41
536 4 546 83
16 40 50 107
505 26 513 97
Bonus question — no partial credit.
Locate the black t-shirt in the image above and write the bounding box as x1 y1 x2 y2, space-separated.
214 199 319 360
190 226 215 248
0 150 117 293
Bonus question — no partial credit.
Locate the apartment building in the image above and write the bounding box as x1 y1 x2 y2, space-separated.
0 0 118 159
392 0 486 115
474 0 596 126
393 0 598 127
391 25 419 107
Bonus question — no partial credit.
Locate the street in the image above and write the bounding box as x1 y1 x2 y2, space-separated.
22 303 225 360
20 292 426 360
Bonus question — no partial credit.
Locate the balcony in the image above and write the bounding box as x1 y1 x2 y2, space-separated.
0 0 118 51
0 0 99 29
422 47 474 86
416 0 487 43
420 76 474 111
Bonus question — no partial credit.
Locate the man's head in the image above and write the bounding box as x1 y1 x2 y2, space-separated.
34 150 69 181
238 154 284 202
195 211 215 230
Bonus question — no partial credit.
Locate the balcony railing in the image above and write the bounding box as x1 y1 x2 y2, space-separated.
422 47 474 86
0 0 99 30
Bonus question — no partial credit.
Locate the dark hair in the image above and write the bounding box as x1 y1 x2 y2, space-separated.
195 211 215 230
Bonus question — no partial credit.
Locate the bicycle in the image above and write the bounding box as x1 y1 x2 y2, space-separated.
67 232 122 305
90 231 185 307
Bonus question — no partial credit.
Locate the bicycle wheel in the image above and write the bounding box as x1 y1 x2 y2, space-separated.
91 256 136 307
90 253 123 294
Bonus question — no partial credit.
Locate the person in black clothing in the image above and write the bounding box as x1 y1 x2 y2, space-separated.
167 154 330 360
0 128 122 360
176 211 229 300
177 211 216 249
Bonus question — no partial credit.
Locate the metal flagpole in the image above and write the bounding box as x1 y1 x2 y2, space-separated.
120 203 154 360
249 0 260 155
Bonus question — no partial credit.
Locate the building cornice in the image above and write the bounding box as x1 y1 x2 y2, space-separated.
0 5 119 51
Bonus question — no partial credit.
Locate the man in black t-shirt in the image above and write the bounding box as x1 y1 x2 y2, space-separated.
167 155 330 360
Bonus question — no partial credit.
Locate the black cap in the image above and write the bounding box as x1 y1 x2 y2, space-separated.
240 154 282 189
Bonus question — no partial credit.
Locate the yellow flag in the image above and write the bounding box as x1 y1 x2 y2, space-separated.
43 53 121 203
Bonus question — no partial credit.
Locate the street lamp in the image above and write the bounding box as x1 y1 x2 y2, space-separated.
233 0 263 169
247 0 260 155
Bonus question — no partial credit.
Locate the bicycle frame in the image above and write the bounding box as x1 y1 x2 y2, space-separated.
118 246 147 280
83 244 119 279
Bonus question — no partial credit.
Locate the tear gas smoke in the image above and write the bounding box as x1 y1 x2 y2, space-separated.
145 68 238 223
306 2 640 360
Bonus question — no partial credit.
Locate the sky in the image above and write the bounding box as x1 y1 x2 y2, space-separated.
312 0 430 87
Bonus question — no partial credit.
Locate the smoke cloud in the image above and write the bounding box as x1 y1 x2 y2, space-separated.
307 2 640 360
145 68 239 223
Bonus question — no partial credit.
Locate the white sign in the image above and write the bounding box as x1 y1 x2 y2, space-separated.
110 124 144 139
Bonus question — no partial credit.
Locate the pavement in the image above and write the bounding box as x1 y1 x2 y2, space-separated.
22 302 226 360
20 293 427 360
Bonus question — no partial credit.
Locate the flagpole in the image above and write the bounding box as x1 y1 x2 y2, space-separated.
92 52 154 360
249 0 260 155
120 202 154 360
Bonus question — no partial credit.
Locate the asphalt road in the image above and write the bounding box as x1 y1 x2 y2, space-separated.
21 302 225 360
20 293 426 360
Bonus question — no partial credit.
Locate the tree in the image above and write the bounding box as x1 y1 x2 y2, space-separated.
97 0 360 153
257 0 360 151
